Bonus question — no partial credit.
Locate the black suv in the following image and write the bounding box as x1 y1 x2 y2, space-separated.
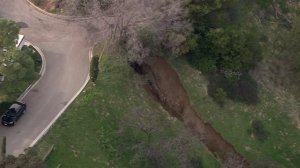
1 101 26 126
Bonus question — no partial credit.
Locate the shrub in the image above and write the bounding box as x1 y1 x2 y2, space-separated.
207 73 259 105
22 46 42 73
90 56 99 82
0 102 11 116
212 88 227 107
186 1 262 104
249 120 269 142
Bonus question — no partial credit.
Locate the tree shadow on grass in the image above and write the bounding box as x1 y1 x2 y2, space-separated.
207 73 259 105
0 102 11 116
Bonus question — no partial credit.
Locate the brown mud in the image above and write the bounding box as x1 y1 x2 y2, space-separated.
137 57 250 168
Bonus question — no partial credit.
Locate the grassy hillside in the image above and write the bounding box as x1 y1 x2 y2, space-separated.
36 47 300 167
34 1 300 167
171 57 300 167
35 44 220 168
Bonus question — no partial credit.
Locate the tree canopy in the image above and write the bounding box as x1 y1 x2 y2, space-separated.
186 0 261 103
0 19 36 84
0 19 19 49
0 19 38 102
189 27 261 81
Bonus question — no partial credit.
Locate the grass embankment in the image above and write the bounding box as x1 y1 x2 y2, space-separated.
171 58 300 168
35 44 219 168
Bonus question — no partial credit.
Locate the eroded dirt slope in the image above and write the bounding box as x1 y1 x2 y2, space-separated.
141 57 249 168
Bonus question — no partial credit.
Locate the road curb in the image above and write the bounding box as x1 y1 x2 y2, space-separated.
18 41 46 101
25 0 102 21
29 47 93 148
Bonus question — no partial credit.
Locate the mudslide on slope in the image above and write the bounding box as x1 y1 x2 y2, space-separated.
137 57 249 168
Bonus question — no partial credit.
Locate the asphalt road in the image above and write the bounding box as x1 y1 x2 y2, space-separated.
0 0 96 155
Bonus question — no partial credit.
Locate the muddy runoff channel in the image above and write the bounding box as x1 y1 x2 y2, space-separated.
131 57 249 168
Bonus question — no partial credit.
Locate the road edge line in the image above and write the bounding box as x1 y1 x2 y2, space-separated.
29 47 93 147
17 41 46 101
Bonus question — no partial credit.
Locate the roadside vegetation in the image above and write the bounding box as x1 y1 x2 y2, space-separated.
89 55 99 83
0 19 40 115
22 46 42 74
0 137 46 168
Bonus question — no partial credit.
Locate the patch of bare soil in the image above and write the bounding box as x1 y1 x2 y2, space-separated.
138 57 250 168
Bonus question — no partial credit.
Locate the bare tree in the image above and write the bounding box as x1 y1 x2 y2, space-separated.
101 0 192 64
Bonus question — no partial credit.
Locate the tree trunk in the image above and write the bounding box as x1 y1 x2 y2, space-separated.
0 136 6 168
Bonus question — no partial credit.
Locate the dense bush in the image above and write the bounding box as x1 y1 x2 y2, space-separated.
0 102 11 116
90 55 99 82
249 120 269 142
212 88 227 107
208 73 259 104
188 27 261 81
186 0 262 104
22 46 42 73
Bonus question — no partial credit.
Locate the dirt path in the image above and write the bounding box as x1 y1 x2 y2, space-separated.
139 57 249 168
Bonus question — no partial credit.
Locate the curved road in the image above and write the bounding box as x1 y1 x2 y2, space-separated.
0 0 104 155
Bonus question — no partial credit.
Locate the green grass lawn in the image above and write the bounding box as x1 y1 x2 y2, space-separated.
35 44 219 168
171 57 300 167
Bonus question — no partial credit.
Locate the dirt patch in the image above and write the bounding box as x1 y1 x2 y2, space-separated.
138 57 250 168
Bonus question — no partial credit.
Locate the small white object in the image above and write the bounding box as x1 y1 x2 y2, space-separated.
0 74 4 84
16 34 25 49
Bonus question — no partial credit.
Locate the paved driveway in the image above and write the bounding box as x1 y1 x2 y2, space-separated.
0 0 95 155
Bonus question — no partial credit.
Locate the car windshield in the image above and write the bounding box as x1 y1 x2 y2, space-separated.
2 115 13 122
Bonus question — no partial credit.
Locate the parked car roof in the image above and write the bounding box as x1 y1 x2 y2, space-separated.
10 103 23 112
